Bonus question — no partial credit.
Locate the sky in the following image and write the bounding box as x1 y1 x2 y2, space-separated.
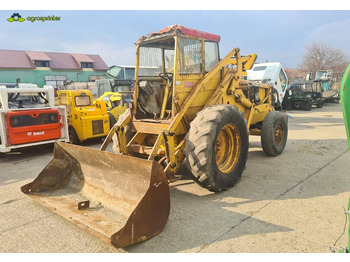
0 10 349 69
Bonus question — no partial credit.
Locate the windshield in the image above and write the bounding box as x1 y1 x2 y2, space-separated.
139 47 162 76
138 47 174 77
6 92 48 109
316 71 329 78
75 95 91 107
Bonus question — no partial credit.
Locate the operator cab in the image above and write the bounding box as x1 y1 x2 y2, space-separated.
134 25 220 121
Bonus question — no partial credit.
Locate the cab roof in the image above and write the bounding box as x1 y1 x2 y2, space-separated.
136 25 221 45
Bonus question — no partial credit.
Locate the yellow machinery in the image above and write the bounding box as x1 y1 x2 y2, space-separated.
57 89 110 144
22 25 288 248
94 91 131 127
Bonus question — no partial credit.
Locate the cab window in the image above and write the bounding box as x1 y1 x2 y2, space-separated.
179 38 202 74
75 95 91 107
279 69 288 91
205 41 219 72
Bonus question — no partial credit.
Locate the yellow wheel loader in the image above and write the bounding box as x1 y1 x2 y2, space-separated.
21 25 288 248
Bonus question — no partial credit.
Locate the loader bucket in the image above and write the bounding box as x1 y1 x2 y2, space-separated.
21 141 170 248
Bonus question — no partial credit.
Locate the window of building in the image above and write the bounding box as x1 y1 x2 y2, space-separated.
34 60 50 67
89 75 107 82
81 62 94 68
45 75 67 89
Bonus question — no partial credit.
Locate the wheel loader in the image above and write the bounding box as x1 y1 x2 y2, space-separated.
21 25 288 248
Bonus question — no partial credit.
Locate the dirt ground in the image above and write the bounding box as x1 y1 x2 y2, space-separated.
0 102 349 253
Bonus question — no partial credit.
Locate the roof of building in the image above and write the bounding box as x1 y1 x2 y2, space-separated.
0 49 109 70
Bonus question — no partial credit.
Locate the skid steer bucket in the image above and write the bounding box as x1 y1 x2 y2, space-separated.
21 141 170 248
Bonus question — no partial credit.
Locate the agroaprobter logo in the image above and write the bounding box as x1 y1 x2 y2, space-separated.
7 12 61 23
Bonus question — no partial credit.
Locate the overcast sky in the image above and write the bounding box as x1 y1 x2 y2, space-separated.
0 10 349 69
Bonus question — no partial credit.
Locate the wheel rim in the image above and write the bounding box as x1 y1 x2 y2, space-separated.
215 124 241 174
275 122 285 146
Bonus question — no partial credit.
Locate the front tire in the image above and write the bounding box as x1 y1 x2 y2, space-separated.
184 105 249 192
316 100 323 108
69 127 80 144
261 111 288 156
304 100 312 111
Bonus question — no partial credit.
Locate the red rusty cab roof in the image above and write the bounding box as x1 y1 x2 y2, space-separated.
137 25 221 44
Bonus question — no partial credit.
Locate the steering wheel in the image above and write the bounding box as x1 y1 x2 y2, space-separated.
159 72 173 83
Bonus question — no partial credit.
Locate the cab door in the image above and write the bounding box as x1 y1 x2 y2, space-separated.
174 38 221 124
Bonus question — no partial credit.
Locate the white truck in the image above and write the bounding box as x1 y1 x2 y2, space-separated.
247 62 289 110
0 84 69 153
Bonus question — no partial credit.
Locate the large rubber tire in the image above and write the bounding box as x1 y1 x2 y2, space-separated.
271 89 281 110
261 111 288 156
69 127 80 145
184 105 249 192
304 100 312 111
316 100 323 108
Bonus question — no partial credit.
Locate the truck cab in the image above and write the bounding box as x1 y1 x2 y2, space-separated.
247 62 288 109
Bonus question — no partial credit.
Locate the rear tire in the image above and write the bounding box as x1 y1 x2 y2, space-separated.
261 111 288 156
184 105 249 192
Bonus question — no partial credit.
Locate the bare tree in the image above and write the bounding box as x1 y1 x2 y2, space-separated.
285 68 305 82
299 41 349 81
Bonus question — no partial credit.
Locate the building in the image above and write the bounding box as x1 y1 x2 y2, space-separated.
0 49 109 89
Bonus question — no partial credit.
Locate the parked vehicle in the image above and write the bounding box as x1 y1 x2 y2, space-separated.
0 84 69 153
315 70 340 103
247 62 288 110
56 89 110 144
315 70 332 91
282 80 324 110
